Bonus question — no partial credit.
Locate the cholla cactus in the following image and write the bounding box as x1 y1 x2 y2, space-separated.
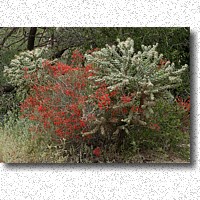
84 38 188 136
3 48 51 101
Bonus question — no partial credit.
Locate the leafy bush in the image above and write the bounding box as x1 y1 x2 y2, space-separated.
130 98 190 160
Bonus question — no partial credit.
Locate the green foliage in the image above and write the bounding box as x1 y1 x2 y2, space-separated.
131 98 190 161
0 92 17 124
0 49 19 84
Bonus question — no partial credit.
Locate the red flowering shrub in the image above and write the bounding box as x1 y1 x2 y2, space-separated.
91 83 112 110
20 62 95 142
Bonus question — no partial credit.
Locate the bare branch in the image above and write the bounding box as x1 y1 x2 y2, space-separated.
0 28 18 48
4 37 26 48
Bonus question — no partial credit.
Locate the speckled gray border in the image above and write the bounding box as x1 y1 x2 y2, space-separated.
0 0 200 199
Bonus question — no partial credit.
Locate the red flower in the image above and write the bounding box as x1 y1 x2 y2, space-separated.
38 105 44 112
149 123 160 131
97 94 111 110
93 147 101 157
176 96 190 112
131 106 140 113
121 95 132 103
65 90 72 96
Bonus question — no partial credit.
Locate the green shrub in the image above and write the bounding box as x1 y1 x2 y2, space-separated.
129 98 190 161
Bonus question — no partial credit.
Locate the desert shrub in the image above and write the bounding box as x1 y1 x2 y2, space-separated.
3 48 52 102
84 38 188 147
129 98 190 160
19 60 95 145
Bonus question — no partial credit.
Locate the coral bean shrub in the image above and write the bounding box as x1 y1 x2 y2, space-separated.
20 61 95 142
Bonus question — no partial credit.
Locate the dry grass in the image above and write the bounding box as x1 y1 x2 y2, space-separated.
0 128 189 163
0 127 66 163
